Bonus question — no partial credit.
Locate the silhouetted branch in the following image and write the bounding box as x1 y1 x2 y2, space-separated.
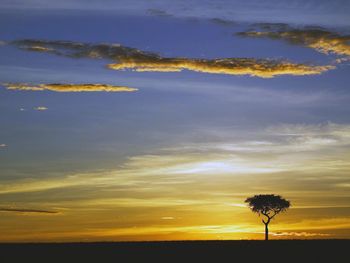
245 194 291 240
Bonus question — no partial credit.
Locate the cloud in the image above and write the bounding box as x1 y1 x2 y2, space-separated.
0 122 349 240
154 121 350 179
335 183 350 188
270 231 331 237
0 207 59 214
24 46 54 52
267 122 350 140
0 144 7 148
34 106 48 111
238 25 350 57
147 8 172 17
161 217 175 220
2 83 138 92
1 121 349 201
9 39 334 78
168 122 350 155
334 57 350 64
1 122 349 195
107 58 333 78
210 18 236 26
10 39 160 59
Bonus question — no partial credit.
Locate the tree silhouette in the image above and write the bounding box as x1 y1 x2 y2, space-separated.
245 194 290 240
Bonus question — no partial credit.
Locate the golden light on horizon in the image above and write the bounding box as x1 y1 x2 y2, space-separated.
1 4 350 243
1 122 350 241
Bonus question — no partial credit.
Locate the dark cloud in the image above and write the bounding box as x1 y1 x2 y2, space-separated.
0 207 59 214
11 39 159 60
147 8 173 17
250 23 291 31
210 18 236 26
9 39 334 78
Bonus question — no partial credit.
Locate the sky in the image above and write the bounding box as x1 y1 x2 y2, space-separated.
0 0 349 241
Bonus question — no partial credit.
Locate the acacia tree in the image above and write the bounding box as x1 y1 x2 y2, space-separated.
245 194 290 240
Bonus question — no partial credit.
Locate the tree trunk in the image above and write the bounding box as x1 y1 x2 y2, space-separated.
264 223 269 241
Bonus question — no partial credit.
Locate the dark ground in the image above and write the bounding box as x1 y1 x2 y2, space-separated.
0 240 348 262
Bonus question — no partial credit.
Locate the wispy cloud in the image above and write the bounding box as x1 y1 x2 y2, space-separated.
161 216 175 220
267 122 350 137
167 122 350 156
0 207 59 214
270 231 331 237
1 122 349 196
147 8 172 17
238 24 350 58
2 83 138 92
34 106 48 111
0 144 7 148
9 39 334 78
0 122 349 240
210 18 236 26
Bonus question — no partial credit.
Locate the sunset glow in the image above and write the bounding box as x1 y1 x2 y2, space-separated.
0 0 349 242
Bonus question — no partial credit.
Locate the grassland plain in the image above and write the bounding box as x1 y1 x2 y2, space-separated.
0 240 348 262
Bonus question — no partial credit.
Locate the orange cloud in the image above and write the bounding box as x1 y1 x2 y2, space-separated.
271 231 331 237
107 58 333 78
2 83 138 92
238 26 350 57
10 39 334 78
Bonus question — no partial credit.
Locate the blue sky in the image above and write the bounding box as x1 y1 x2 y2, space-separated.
1 0 350 26
0 1 349 241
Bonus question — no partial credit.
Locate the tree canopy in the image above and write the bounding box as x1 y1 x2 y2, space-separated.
245 194 290 220
245 194 290 240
